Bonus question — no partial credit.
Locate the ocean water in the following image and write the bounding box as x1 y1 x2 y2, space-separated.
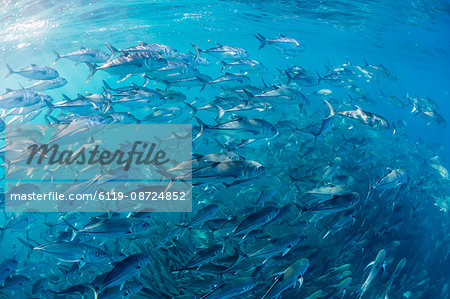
0 0 449 298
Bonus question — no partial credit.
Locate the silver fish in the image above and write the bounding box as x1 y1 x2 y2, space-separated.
5 64 59 80
53 47 111 65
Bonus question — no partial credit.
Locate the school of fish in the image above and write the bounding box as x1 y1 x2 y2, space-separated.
0 32 449 299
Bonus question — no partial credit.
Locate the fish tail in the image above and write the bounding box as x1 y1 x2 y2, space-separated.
316 71 322 85
255 33 268 49
100 92 114 114
242 88 254 100
102 84 112 101
193 117 210 141
346 57 352 66
185 102 198 117
195 116 209 129
190 43 202 59
142 74 151 87
44 98 54 123
52 50 61 66
85 62 98 82
219 60 227 73
234 245 248 261
323 99 335 118
5 64 14 78
285 70 293 85
212 104 226 120
200 82 208 92
312 133 319 147
105 42 117 60
363 58 369 68
261 77 268 88
62 218 79 241
162 80 171 91
102 79 113 93
17 237 36 254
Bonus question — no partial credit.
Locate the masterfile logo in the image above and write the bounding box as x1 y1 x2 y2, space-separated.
4 124 192 213
26 141 170 170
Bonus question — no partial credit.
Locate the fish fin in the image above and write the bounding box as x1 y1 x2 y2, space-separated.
234 245 248 263
17 237 36 252
364 261 375 271
5 64 14 78
261 77 268 88
255 33 268 49
200 81 208 92
363 58 369 68
62 218 79 241
143 75 151 87
190 43 202 60
316 72 322 85
284 71 293 85
185 102 198 118
117 73 132 83
85 284 98 299
242 89 254 100
212 104 226 120
163 80 171 91
138 41 148 46
85 62 98 82
62 94 71 102
105 42 117 59
365 179 373 202
52 50 61 66
262 274 284 299
102 80 113 92
282 246 292 256
219 60 227 73
323 99 335 118
30 63 36 66
296 276 304 290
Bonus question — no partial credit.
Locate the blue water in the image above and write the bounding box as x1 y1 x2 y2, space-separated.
0 0 449 298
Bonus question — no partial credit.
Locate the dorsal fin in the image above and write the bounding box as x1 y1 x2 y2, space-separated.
138 41 148 46
279 33 286 37
30 64 36 67
5 88 12 92
80 46 86 50
62 94 71 102
192 153 203 159
216 43 223 47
